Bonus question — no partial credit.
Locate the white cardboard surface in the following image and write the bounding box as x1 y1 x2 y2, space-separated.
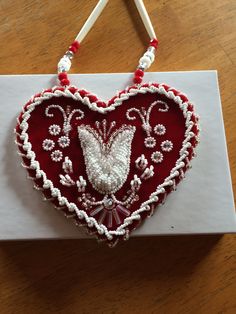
0 71 235 239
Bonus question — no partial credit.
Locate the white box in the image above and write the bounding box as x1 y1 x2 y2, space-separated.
0 71 235 239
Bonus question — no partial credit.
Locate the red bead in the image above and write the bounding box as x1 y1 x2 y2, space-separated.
43 88 52 93
71 40 80 49
68 41 80 54
179 94 189 103
54 87 64 91
69 87 77 94
108 96 116 106
150 38 159 48
69 46 77 53
89 95 98 103
191 124 199 136
79 90 88 97
162 84 170 91
96 101 106 108
60 79 70 86
58 72 67 80
188 104 194 111
169 88 179 96
135 69 144 77
191 115 197 123
133 76 143 84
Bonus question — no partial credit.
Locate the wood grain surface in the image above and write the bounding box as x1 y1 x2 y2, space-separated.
0 0 235 313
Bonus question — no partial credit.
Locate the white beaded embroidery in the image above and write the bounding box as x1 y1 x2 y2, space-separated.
126 100 169 149
135 154 148 170
144 136 156 148
130 175 142 191
59 174 75 187
42 139 55 151
161 140 173 152
76 176 87 193
151 151 163 163
154 124 166 136
58 136 70 148
78 122 136 194
95 119 116 140
44 105 85 161
58 140 148 221
62 156 73 173
45 104 84 136
51 150 63 162
126 100 169 137
49 124 61 136
16 83 199 242
141 165 154 180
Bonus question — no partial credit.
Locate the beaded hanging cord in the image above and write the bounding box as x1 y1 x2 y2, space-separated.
57 0 158 86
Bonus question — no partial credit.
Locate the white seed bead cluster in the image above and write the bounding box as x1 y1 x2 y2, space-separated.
141 165 154 180
76 176 87 192
135 154 148 170
151 151 163 163
161 140 173 152
131 175 141 191
49 124 61 136
59 174 75 187
51 150 63 162
154 124 166 136
58 136 70 148
144 136 156 148
42 139 55 151
62 156 73 173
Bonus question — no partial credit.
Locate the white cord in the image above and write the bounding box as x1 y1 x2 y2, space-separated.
74 0 156 43
75 0 109 43
134 0 156 39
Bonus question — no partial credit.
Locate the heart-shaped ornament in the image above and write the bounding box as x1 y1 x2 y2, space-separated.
15 83 199 246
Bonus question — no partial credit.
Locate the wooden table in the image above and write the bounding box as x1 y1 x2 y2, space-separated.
0 1 235 313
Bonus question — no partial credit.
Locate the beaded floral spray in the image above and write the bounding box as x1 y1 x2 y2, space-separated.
15 0 199 246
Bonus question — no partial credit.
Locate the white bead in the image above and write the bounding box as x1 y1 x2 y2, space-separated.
104 198 113 209
148 46 156 54
139 56 151 68
144 51 155 62
57 57 71 72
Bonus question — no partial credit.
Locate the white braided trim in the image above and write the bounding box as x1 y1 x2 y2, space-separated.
16 83 199 242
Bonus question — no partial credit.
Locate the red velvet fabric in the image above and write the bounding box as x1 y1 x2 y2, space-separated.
16 84 199 245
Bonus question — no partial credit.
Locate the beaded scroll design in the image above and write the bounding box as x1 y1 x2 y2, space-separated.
42 104 84 162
